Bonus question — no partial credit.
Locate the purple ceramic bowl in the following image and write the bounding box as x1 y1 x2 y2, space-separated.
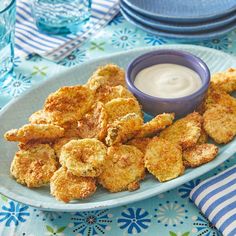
126 49 210 118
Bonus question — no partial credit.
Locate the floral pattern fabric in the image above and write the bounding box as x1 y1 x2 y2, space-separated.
0 13 236 235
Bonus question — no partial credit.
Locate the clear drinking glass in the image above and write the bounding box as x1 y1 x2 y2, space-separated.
31 0 92 35
0 0 16 83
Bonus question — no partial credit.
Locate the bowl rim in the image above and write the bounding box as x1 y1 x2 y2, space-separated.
126 49 211 102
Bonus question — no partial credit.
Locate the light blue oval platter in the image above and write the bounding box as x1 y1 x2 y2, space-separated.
120 0 236 33
123 0 236 23
120 8 236 41
0 45 235 212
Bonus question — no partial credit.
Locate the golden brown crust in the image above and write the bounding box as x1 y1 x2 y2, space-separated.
60 139 107 177
95 85 136 104
211 68 236 93
145 137 184 182
10 144 59 187
183 144 218 168
204 87 236 111
50 167 97 202
87 64 126 90
77 102 108 141
127 137 151 154
98 145 145 192
160 112 202 149
44 85 94 125
203 105 236 144
197 128 208 144
4 124 64 143
136 113 175 138
105 113 143 146
53 137 78 159
105 98 142 125
29 109 53 124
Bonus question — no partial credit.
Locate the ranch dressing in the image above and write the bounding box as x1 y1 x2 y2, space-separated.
134 64 202 98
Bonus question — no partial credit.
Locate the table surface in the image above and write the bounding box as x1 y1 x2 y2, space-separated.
1 13 236 236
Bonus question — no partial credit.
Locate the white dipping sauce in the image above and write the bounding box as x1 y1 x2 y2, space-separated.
134 63 202 98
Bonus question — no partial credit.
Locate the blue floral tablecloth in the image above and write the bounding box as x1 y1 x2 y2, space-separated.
0 14 236 236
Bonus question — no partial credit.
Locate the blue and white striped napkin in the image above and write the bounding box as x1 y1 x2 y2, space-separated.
15 0 119 62
190 164 236 236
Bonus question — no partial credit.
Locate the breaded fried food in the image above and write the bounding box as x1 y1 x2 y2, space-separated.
50 167 97 202
10 144 58 187
203 105 236 144
105 113 143 146
197 128 208 144
95 85 135 104
98 145 145 192
53 137 78 159
145 137 184 182
136 113 175 138
160 112 202 149
44 85 94 125
183 144 218 168
204 87 236 111
63 121 81 138
4 124 64 143
127 137 151 154
87 64 126 90
29 109 52 124
211 68 236 93
105 98 142 125
60 139 107 177
78 102 108 141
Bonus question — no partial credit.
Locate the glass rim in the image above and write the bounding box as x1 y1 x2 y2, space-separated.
0 0 16 14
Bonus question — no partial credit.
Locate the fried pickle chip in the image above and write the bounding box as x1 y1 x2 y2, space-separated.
105 98 142 125
105 113 143 146
183 144 218 168
203 105 236 144
95 85 136 104
160 112 202 149
53 137 78 159
10 144 58 187
78 102 108 141
44 85 94 125
29 109 52 124
211 68 236 93
204 87 236 111
127 137 151 154
87 64 126 90
98 145 145 192
60 139 107 177
197 128 208 144
4 124 64 143
145 137 184 182
50 167 97 202
63 121 81 138
136 113 175 138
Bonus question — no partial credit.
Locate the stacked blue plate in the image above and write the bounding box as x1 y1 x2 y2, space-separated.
120 0 236 41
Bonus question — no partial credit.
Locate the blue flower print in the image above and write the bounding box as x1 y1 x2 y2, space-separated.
192 212 221 236
111 28 139 49
154 201 188 227
59 49 87 67
144 34 166 46
117 207 151 234
33 209 62 222
70 209 113 236
178 179 201 199
201 36 232 50
1 73 31 97
0 201 29 227
109 13 125 26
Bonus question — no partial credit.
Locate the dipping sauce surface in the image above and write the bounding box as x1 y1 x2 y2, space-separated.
134 63 202 98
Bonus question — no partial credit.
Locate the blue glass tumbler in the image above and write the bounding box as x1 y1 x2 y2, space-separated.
0 0 16 84
31 0 92 35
